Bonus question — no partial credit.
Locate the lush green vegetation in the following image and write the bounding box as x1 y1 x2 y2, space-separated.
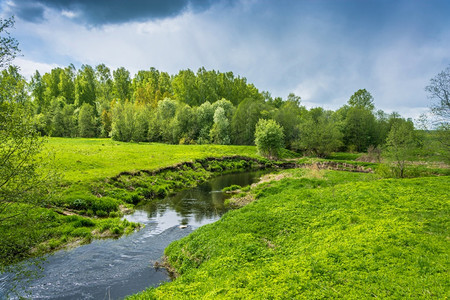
130 169 449 299
44 138 259 183
4 58 431 159
0 203 138 266
0 138 275 267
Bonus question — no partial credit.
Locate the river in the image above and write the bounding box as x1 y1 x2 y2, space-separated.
0 170 268 299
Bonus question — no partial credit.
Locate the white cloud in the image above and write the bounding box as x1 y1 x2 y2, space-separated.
61 10 77 19
14 57 60 78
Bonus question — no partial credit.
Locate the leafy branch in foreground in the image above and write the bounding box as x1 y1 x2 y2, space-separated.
0 17 20 69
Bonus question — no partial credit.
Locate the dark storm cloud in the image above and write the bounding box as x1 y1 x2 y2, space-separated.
7 0 220 25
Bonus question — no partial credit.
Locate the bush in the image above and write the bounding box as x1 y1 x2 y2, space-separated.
109 211 119 218
254 119 284 159
95 210 108 217
222 185 241 192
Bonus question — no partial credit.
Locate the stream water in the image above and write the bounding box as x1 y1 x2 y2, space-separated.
0 170 269 299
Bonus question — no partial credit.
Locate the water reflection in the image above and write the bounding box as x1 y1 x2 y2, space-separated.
127 170 268 230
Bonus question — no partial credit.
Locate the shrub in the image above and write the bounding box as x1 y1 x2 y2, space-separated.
95 210 108 217
254 119 284 159
109 211 119 218
222 185 241 192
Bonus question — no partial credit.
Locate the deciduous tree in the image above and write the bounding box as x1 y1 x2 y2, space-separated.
254 119 284 159
383 120 417 178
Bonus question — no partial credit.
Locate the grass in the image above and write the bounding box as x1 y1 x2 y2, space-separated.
0 202 138 266
44 138 259 183
129 169 450 299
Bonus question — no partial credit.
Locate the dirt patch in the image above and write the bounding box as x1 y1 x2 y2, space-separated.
119 204 133 215
254 172 293 186
227 194 256 207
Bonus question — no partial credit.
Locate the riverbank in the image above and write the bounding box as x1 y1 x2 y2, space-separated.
2 170 272 299
129 168 450 299
1 138 297 268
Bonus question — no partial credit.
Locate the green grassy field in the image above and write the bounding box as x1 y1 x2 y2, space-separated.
44 138 260 183
129 168 450 299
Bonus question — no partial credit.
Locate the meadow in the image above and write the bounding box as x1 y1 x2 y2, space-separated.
43 138 260 183
129 168 450 299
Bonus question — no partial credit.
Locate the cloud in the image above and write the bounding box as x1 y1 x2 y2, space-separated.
14 57 60 78
3 0 450 121
5 0 222 26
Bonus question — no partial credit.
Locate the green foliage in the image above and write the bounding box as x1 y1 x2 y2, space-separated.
222 185 241 192
78 103 97 138
0 17 20 69
348 88 375 110
231 98 266 145
0 98 52 223
254 119 284 159
425 65 450 159
273 96 305 150
298 108 343 157
60 190 119 214
383 120 419 178
111 101 135 142
342 106 377 152
75 64 96 107
0 202 136 267
113 67 131 102
131 170 449 299
210 107 230 145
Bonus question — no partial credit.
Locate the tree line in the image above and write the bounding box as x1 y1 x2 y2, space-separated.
1 63 419 156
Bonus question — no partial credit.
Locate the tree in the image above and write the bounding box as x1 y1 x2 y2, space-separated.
113 67 131 102
172 103 197 144
75 65 96 107
254 119 284 159
0 17 20 69
58 65 75 104
0 16 53 223
133 104 151 142
425 66 450 121
156 98 178 143
231 98 266 145
78 103 97 137
425 66 449 157
210 107 230 145
273 94 305 150
298 108 343 157
29 71 45 113
0 65 28 104
111 101 134 142
196 101 215 144
172 69 199 106
348 89 375 110
383 120 417 178
340 105 377 152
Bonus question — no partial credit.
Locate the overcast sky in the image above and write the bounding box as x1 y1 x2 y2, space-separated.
1 0 449 119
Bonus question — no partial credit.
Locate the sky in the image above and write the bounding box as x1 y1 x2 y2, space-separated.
1 0 449 120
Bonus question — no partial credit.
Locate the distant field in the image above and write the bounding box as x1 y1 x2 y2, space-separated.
44 138 259 182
